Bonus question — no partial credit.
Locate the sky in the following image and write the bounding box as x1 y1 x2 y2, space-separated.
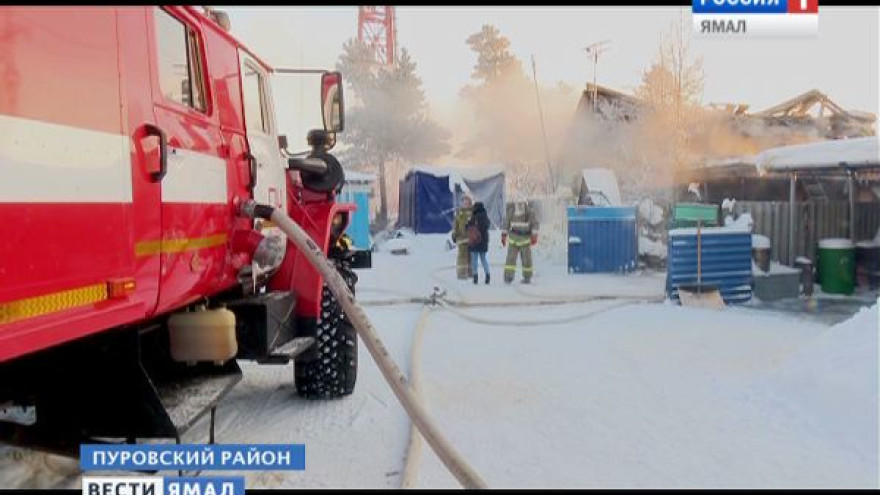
223 6 878 145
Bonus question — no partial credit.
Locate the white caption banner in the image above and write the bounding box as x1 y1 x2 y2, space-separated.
693 14 819 38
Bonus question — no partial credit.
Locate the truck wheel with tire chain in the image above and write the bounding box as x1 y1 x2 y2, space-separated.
294 257 358 399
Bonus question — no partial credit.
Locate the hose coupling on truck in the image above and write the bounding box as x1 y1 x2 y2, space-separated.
238 199 275 220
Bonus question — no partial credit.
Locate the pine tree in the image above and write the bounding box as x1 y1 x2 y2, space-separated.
458 24 574 195
335 42 450 229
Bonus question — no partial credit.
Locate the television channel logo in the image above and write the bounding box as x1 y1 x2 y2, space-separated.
693 0 819 38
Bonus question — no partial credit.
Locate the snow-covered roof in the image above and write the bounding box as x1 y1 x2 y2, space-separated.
706 155 757 168
580 168 622 206
344 170 376 183
408 164 506 181
755 137 880 173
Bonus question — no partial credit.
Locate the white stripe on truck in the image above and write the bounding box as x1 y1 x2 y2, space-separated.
0 114 132 203
161 147 228 205
0 114 228 205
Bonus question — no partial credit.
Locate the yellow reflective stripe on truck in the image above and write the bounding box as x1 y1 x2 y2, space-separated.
135 234 228 257
0 283 109 326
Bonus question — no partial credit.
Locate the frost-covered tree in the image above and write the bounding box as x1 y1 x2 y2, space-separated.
632 11 706 192
464 24 524 84
458 24 575 195
336 42 450 229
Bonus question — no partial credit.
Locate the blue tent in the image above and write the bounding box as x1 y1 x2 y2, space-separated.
397 169 455 234
337 171 376 249
397 166 506 234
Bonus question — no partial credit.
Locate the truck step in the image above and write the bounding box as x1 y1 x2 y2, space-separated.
154 361 242 436
256 337 315 365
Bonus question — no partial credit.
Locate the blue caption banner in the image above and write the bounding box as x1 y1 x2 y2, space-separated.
693 0 788 14
165 477 245 495
80 444 305 471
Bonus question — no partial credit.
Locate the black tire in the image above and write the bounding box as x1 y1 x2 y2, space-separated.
294 258 358 399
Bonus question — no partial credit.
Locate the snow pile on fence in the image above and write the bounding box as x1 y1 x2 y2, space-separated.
639 236 667 259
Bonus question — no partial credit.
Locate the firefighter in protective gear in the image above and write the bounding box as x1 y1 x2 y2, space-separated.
451 195 474 279
502 200 539 284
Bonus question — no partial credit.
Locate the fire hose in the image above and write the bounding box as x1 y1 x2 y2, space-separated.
396 291 662 487
400 305 432 489
238 200 489 489
427 265 665 307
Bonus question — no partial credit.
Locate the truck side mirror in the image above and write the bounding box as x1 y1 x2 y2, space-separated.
321 71 344 133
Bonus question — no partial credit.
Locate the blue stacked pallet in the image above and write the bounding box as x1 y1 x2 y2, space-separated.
666 229 753 305
567 206 638 274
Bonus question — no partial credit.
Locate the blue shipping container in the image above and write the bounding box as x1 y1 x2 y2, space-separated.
567 206 638 273
338 187 373 250
666 229 753 305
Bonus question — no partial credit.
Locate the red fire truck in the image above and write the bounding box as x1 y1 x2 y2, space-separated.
0 6 366 455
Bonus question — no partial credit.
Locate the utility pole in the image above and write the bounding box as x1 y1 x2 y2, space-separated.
530 54 555 192
584 40 611 112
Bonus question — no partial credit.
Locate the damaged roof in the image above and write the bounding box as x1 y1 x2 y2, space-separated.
575 84 875 139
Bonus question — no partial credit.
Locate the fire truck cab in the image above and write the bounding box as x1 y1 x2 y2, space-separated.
0 6 363 456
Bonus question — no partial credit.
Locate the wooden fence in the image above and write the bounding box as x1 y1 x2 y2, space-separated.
733 201 880 264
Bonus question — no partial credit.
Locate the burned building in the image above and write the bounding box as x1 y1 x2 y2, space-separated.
576 83 642 123
711 89 877 140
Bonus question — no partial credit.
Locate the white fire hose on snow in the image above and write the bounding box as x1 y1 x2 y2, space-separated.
238 200 488 489
396 294 657 487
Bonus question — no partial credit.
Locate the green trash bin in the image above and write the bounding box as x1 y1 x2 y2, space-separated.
672 203 719 229
817 238 856 295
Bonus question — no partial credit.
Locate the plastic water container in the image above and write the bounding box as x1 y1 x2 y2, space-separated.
817 238 855 295
169 306 238 364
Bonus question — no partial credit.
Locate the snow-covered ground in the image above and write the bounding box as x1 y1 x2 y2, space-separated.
1 231 877 488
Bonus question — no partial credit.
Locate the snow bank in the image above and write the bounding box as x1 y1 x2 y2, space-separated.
415 302 877 488
755 305 879 467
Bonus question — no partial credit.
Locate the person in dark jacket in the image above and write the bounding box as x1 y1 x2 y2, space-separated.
466 202 491 285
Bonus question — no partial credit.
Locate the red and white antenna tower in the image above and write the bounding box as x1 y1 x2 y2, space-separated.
357 6 397 68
